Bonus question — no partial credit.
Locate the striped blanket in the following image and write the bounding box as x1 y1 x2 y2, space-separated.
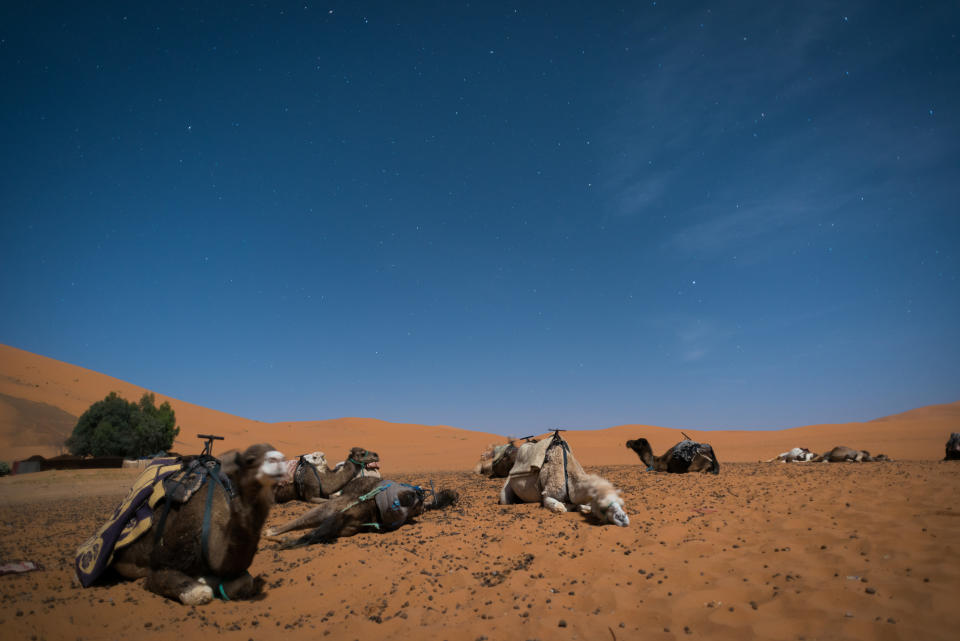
75 458 181 587
75 456 234 587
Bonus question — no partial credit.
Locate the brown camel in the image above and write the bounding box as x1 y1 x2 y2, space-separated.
474 437 538 478
107 444 286 605
945 433 960 461
816 446 890 462
267 476 459 546
273 447 380 503
626 437 720 474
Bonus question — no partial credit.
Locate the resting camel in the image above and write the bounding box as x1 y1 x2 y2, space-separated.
97 444 285 605
945 433 960 461
626 437 720 474
267 476 459 547
765 447 819 463
474 436 538 478
816 446 890 462
273 447 380 503
499 432 629 526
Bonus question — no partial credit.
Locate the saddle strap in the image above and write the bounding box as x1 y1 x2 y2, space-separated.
339 481 393 513
295 457 324 500
201 460 228 567
152 456 229 568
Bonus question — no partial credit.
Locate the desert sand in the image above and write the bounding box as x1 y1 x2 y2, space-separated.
1 343 959 640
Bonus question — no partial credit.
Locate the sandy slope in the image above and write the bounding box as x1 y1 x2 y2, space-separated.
0 344 501 468
1 461 958 641
1 344 957 470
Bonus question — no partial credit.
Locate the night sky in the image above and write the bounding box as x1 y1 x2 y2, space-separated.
2 2 957 435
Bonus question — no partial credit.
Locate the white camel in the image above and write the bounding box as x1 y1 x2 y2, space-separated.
499 432 629 527
765 447 818 463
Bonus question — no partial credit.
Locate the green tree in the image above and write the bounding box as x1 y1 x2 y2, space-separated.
66 392 180 458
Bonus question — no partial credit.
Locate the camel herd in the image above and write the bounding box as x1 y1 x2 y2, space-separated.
765 445 892 463
74 431 960 605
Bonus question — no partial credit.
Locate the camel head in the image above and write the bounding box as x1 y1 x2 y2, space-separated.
584 475 629 527
595 491 629 527
347 447 380 473
301 451 327 468
220 444 287 486
625 438 655 469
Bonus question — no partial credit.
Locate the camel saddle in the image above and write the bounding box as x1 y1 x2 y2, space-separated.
671 440 708 465
75 457 181 587
274 452 326 499
373 481 425 531
506 438 554 477
75 456 235 587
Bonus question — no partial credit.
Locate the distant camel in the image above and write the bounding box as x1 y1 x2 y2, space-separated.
474 436 538 478
99 444 286 605
626 437 720 474
499 432 629 526
274 447 380 503
945 433 960 461
267 476 459 546
765 447 818 463
817 446 890 462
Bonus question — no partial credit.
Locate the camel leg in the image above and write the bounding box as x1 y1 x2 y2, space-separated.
688 454 714 473
308 497 330 505
499 479 519 505
542 496 567 513
267 498 346 536
203 571 263 600
282 502 375 548
145 568 214 605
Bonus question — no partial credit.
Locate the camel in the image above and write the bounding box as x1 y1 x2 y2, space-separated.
765 447 819 463
100 444 285 605
474 436 538 478
273 446 380 503
266 476 460 547
816 446 890 462
626 437 720 474
945 433 960 461
499 432 629 526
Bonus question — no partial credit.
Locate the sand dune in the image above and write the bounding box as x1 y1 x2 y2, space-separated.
1 343 957 469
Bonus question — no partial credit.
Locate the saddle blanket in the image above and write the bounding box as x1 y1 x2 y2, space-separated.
507 439 554 477
75 456 233 587
75 458 181 587
276 452 327 489
671 440 707 464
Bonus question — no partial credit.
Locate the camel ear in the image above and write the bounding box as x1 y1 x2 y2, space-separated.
219 450 242 476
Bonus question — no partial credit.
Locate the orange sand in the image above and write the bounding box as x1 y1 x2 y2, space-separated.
1 343 958 640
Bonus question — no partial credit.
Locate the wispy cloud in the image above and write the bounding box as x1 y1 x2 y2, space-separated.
598 2 957 237
676 320 723 363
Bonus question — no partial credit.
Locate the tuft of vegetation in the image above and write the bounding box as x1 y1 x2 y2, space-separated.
0 461 10 477
65 392 180 458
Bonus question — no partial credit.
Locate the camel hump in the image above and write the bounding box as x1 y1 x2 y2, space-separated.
507 439 554 476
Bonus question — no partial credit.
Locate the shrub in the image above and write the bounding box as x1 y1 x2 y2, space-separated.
0 461 10 476
66 392 180 458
